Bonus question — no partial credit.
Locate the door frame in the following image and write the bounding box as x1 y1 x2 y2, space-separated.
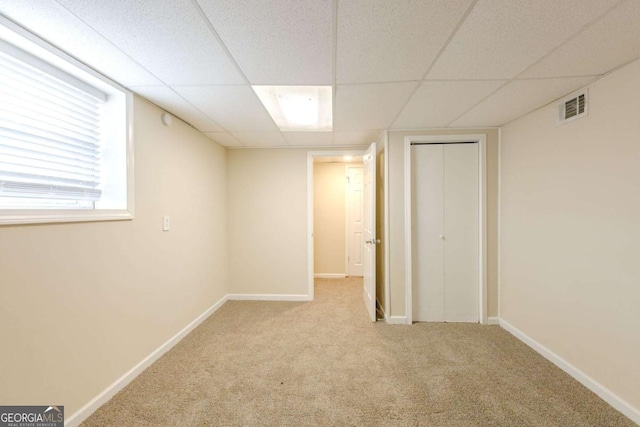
307 150 367 300
362 142 377 321
404 134 488 325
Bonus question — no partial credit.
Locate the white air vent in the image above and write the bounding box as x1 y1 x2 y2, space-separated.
558 89 588 125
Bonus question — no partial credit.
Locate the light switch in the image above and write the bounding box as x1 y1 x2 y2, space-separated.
163 215 170 231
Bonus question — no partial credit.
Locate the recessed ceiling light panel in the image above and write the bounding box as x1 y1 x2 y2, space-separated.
253 85 332 131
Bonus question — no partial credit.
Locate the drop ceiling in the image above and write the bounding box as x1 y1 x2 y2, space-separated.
1 0 639 148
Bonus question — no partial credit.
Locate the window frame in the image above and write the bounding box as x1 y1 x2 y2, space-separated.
0 15 134 226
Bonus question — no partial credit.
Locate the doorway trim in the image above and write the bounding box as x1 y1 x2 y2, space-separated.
404 134 488 325
307 150 367 300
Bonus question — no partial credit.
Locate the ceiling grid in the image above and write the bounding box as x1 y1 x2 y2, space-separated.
1 0 639 147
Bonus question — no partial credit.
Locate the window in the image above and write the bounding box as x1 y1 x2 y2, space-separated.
0 16 133 225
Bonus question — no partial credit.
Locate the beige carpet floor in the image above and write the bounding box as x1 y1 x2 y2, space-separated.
82 278 634 426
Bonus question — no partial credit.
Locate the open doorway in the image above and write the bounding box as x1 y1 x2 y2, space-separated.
311 154 364 279
307 151 366 300
307 145 378 322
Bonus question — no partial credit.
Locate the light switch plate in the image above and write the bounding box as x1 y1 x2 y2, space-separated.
163 215 170 231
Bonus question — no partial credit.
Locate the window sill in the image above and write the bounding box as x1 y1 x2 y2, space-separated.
0 209 134 226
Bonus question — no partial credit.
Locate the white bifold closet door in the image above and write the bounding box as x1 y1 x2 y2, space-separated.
412 143 479 322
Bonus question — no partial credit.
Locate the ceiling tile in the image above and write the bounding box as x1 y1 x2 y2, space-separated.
0 0 161 87
204 132 244 147
392 80 505 129
232 132 288 147
132 86 224 132
197 0 332 85
428 0 620 80
55 0 244 85
335 82 417 131
174 86 278 132
520 0 640 78
333 130 382 146
337 0 472 84
283 132 334 147
450 76 596 127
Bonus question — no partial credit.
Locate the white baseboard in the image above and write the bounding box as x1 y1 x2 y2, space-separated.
227 294 311 302
487 316 500 325
65 294 228 427
500 319 640 425
314 273 346 279
386 315 409 325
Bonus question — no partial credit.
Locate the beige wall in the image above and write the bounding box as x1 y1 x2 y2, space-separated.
501 59 640 411
227 149 309 296
314 162 346 275
387 129 500 319
0 96 228 415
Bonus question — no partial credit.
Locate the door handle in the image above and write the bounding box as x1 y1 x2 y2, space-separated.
366 239 381 244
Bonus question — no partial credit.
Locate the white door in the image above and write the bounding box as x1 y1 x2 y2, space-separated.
363 142 376 322
347 166 364 277
412 143 479 322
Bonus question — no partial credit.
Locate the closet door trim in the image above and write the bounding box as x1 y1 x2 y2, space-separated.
404 134 487 325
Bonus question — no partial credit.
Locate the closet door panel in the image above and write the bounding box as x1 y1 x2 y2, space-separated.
412 145 444 322
443 143 479 322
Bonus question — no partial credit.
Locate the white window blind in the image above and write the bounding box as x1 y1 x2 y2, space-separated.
0 39 107 209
